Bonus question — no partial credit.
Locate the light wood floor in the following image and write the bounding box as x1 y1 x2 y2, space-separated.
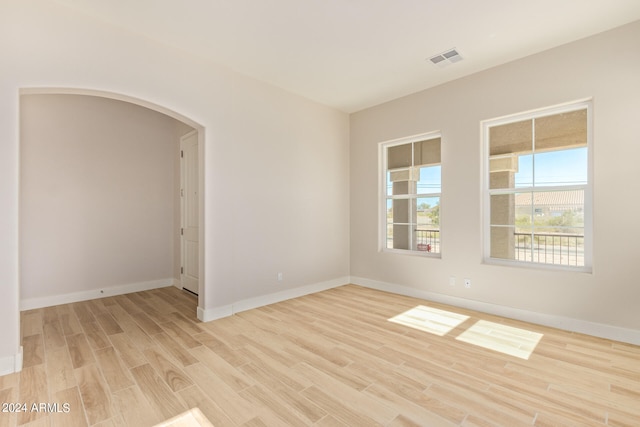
3 284 639 426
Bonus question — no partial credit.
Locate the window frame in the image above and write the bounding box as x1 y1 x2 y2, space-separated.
481 99 593 272
379 132 443 257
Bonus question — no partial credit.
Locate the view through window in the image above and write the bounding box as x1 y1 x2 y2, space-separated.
484 101 591 269
381 134 441 254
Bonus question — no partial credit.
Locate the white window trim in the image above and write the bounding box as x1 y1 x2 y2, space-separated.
481 99 593 272
379 131 442 257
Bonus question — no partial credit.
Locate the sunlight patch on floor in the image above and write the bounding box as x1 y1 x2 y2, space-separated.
154 408 213 427
455 320 543 360
388 305 470 336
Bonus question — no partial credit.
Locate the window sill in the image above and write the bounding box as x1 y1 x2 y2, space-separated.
382 248 442 259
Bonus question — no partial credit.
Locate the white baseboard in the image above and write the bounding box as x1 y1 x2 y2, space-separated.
197 276 350 322
198 305 233 322
20 278 178 311
351 276 640 346
0 346 23 376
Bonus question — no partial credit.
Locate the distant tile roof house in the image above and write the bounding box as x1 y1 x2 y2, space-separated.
515 190 584 216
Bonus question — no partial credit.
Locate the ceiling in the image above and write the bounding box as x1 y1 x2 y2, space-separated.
52 0 640 113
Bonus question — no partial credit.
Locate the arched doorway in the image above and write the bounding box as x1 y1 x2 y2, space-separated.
19 88 205 314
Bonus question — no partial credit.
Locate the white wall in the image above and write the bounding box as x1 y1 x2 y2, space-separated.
20 94 186 306
0 0 350 373
350 21 640 339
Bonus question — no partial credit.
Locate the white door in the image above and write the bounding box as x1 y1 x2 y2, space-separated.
180 130 199 295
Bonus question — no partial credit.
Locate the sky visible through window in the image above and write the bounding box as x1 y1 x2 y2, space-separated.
418 165 441 193
386 165 441 196
516 147 587 187
388 147 587 195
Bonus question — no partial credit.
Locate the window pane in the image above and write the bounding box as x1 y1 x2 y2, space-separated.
414 138 441 166
490 154 534 190
534 109 587 152
387 143 412 169
417 197 440 228
534 226 584 236
489 119 532 156
515 192 533 229
490 225 516 260
533 147 587 187
489 153 524 190
389 198 413 251
515 154 533 188
525 227 584 266
490 194 516 227
514 227 533 263
416 196 440 253
386 199 394 249
392 224 411 250
415 229 440 253
392 198 410 224
417 165 441 194
530 190 584 229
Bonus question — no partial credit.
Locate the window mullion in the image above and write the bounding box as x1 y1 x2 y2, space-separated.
530 119 535 263
410 142 415 251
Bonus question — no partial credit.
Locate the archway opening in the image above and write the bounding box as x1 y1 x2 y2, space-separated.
19 88 205 316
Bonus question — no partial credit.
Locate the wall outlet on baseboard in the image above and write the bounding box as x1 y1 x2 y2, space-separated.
449 276 456 286
277 272 283 281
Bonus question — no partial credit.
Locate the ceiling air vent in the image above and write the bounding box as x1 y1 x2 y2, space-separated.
428 48 463 67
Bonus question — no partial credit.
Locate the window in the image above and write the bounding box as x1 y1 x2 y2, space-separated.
380 133 441 255
483 100 592 270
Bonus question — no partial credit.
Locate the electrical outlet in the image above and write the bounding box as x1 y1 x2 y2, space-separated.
277 272 283 281
464 278 471 288
449 276 456 286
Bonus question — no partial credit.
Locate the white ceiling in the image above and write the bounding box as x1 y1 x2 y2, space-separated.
53 0 640 113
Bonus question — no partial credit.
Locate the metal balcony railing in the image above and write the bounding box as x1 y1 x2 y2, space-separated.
415 229 440 253
514 232 584 266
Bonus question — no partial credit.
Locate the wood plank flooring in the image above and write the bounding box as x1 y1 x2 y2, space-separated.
3 284 639 426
